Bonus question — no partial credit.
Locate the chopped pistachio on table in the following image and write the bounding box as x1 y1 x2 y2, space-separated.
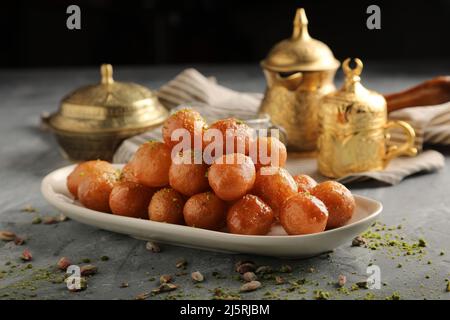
20 249 33 261
275 276 285 285
212 287 240 300
314 290 331 300
385 292 401 300
235 260 256 274
57 257 71 271
191 271 204 282
43 216 59 225
0 214 443 300
279 265 293 273
160 274 173 284
355 221 429 259
242 271 257 282
175 258 187 269
14 236 25 245
21 205 37 213
337 275 346 287
0 230 16 241
255 266 273 275
80 264 98 276
152 283 178 294
31 216 42 224
240 280 262 292
145 241 161 253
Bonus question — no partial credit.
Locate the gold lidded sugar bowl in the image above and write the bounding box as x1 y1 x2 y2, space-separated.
317 58 417 178
259 8 340 151
44 64 169 161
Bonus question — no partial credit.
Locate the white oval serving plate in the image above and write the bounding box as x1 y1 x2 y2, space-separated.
41 164 382 258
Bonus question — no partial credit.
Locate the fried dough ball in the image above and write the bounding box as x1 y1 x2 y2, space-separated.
227 195 274 235
250 136 287 170
293 174 318 193
169 150 209 196
77 170 117 213
279 193 329 235
252 166 297 215
148 188 185 224
109 181 157 219
183 192 227 231
162 108 206 150
120 161 139 183
208 153 256 201
67 160 115 198
204 118 254 157
133 141 172 187
311 181 355 229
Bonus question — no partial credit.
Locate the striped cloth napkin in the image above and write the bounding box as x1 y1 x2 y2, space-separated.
113 68 447 185
389 102 450 151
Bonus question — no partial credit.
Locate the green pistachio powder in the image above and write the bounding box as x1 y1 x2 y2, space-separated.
1 207 448 300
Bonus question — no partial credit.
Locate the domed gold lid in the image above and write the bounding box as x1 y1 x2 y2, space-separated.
324 58 386 115
261 8 340 72
48 64 169 134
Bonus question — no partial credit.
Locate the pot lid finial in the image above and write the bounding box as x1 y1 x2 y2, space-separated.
292 8 310 40
261 8 340 72
101 64 114 85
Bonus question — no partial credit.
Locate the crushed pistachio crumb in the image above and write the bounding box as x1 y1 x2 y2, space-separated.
314 290 330 300
386 292 401 300
32 216 42 224
21 205 37 213
418 238 427 248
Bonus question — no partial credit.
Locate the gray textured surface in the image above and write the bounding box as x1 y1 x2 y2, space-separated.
0 63 449 300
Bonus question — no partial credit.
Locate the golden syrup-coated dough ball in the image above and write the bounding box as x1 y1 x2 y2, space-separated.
169 150 209 196
252 166 297 215
280 193 329 235
183 192 227 231
227 194 274 235
311 181 355 229
148 188 185 225
162 108 206 150
67 160 115 198
250 136 287 171
293 174 318 193
78 170 117 213
109 181 157 219
133 141 172 187
204 118 254 157
208 153 256 201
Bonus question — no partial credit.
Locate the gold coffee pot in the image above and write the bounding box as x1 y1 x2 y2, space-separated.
259 8 340 151
317 58 417 178
44 64 168 161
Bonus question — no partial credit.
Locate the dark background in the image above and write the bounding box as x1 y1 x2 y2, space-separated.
1 0 449 68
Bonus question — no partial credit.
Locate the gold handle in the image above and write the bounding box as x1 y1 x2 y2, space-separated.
275 72 303 91
384 120 417 162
